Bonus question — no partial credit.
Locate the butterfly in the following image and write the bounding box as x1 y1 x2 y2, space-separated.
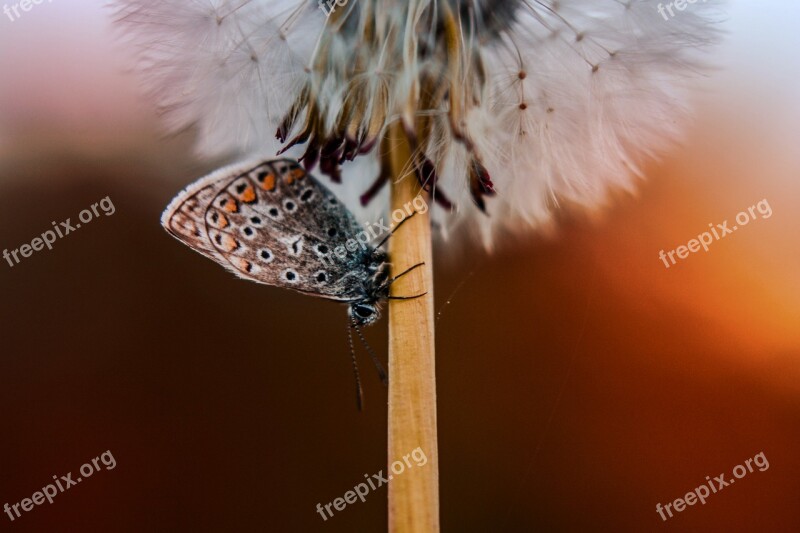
161 158 424 407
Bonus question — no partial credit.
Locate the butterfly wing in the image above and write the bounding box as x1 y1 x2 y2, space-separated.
162 158 376 301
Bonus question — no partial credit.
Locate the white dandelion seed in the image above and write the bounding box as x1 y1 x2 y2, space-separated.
113 0 725 248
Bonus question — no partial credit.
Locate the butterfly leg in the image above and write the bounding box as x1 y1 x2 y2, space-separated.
387 292 428 300
386 291 428 300
388 261 424 284
387 262 427 299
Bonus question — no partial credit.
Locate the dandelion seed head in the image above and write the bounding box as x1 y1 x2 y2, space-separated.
114 0 724 247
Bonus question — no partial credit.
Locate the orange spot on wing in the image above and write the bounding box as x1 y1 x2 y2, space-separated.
223 199 239 213
261 174 276 191
241 185 256 203
218 214 229 228
222 234 239 252
286 168 305 184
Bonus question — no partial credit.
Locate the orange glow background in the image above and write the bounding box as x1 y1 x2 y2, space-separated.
1 2 798 531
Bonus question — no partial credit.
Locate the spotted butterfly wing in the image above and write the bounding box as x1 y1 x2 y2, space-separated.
161 158 378 302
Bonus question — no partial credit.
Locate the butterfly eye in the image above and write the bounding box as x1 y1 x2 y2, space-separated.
354 305 375 319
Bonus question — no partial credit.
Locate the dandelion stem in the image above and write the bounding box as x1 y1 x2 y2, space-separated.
386 121 440 532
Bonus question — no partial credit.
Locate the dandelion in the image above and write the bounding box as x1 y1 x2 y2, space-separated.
114 1 723 529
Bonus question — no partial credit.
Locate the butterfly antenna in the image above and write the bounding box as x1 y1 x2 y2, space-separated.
346 320 364 411
373 210 418 251
352 319 388 386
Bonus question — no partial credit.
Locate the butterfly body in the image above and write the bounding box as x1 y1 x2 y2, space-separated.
162 158 395 326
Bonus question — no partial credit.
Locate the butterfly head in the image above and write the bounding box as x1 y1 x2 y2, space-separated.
349 302 381 327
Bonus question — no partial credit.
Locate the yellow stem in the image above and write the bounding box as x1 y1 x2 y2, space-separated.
386 122 440 532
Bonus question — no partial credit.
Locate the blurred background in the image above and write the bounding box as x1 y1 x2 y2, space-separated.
1 1 799 531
